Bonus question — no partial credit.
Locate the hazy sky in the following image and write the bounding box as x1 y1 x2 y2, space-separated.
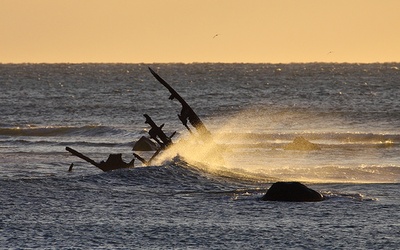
1 0 399 63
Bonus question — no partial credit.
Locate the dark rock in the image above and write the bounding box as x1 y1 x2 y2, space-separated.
284 136 321 150
262 182 324 202
97 153 134 172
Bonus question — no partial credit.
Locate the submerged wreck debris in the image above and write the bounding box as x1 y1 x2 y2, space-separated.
132 114 176 165
144 114 175 149
284 136 321 151
68 163 74 172
66 147 134 172
132 136 158 151
262 182 325 202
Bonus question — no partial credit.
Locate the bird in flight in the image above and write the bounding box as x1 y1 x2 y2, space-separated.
213 34 220 39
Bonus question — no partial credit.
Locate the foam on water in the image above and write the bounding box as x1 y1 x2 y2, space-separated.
150 105 400 184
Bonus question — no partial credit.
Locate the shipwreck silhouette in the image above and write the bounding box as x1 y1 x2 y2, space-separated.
66 67 211 171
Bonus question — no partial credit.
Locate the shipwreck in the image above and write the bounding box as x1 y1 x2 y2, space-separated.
66 67 211 171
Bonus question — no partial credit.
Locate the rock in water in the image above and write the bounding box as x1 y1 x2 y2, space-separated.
262 182 324 202
284 136 321 150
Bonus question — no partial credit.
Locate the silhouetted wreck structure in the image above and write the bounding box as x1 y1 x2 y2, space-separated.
148 67 212 140
66 147 135 172
133 68 214 165
133 114 176 165
66 67 212 171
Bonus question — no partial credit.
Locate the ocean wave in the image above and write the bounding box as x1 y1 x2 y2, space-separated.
321 190 377 202
0 139 132 149
252 164 400 184
2 156 398 203
84 157 400 188
0 125 124 137
59 157 274 195
145 157 400 185
216 131 400 148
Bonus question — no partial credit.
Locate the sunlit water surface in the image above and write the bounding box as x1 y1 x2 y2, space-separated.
1 63 399 249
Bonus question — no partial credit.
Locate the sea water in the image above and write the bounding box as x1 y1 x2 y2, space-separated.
0 63 399 249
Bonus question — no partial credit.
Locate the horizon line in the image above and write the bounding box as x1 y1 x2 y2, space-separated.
1 60 399 65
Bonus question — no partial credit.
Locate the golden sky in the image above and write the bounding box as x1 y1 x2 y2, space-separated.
1 0 399 63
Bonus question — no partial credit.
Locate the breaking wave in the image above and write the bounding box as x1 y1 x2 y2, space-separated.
143 156 400 185
62 157 273 197
46 157 400 199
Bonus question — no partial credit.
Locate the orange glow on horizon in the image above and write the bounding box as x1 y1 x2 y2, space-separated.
1 0 399 63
